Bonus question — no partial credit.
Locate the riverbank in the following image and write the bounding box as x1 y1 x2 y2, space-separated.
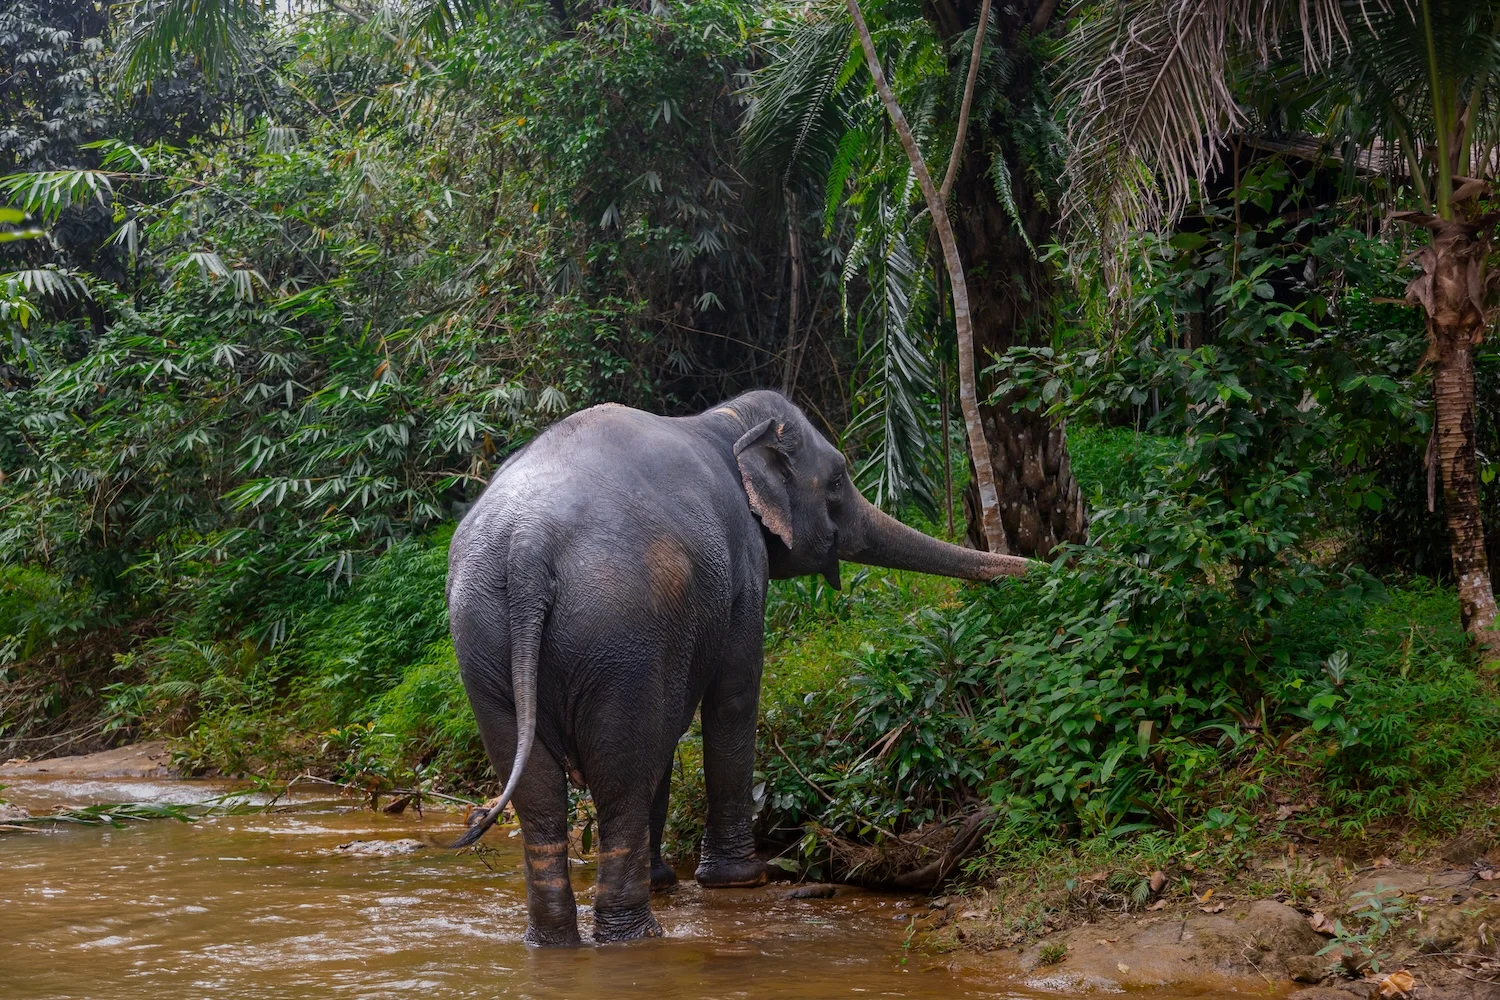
938 844 1500 998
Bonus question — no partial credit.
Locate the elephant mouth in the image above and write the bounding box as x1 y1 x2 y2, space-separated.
821 530 841 590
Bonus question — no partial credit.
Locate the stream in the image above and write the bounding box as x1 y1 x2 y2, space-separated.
0 777 1262 999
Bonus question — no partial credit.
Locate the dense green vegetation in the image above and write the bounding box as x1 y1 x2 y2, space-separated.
3 0 1500 890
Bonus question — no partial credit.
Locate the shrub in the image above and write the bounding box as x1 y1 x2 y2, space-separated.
362 645 487 789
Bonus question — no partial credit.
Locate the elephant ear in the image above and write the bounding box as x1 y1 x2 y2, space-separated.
734 418 794 548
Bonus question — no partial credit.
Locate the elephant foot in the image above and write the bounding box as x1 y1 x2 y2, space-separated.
650 858 679 893
523 922 583 948
694 857 767 889
592 907 663 944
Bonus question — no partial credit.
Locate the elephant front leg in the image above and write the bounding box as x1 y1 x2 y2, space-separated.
695 665 767 889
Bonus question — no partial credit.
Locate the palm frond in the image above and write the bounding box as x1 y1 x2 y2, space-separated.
847 199 939 516
739 12 855 180
414 0 493 40
118 0 265 88
2 268 87 301
1059 0 1354 254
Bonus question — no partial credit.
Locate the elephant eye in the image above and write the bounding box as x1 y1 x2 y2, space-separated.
827 471 843 495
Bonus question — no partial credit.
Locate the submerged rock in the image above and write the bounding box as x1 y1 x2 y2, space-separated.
334 839 428 856
786 884 837 899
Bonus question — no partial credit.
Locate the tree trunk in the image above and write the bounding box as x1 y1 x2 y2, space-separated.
780 186 806 396
845 0 1007 552
1412 222 1499 643
941 0 1087 557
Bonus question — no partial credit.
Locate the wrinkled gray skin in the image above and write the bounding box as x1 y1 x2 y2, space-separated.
445 390 1029 946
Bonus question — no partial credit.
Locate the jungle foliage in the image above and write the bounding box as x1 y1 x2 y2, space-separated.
2 0 1499 885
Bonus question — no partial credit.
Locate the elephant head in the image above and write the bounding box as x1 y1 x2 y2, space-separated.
731 396 1032 586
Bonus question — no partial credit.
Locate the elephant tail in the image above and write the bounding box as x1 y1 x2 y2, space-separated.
450 535 549 849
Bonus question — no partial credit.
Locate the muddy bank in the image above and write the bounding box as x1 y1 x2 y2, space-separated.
1 740 176 779
937 855 1500 999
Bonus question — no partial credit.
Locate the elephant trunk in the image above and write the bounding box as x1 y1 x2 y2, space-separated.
839 492 1033 580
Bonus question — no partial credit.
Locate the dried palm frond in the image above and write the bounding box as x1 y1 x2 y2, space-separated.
1058 0 1356 266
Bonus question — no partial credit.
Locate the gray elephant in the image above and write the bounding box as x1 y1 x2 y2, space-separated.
446 389 1028 945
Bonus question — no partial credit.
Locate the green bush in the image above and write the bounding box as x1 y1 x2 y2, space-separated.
288 529 453 718
1281 580 1500 833
1066 426 1179 506
755 418 1496 873
362 645 487 787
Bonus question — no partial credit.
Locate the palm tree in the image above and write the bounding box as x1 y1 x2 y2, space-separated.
742 0 1088 557
1061 0 1499 644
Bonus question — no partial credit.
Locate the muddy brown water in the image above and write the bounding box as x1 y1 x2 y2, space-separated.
1 778 1257 999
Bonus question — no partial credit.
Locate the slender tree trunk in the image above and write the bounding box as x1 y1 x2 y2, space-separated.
940 0 991 205
845 0 1006 551
781 186 806 396
944 0 1086 557
1412 222 1499 644
940 357 953 537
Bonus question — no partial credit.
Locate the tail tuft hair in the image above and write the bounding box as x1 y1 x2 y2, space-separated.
449 811 498 849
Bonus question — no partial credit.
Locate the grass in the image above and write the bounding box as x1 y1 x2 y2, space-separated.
762 568 966 703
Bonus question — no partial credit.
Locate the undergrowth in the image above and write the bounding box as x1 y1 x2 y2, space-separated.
3 426 1497 891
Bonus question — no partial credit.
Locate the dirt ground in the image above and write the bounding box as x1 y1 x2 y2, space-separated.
929 850 1500 999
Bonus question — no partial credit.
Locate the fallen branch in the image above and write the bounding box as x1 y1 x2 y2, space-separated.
282 773 478 810
891 808 994 890
771 733 835 804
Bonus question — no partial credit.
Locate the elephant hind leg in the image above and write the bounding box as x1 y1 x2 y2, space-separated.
581 706 667 942
648 763 679 893
467 688 579 947
590 786 663 943
515 764 581 948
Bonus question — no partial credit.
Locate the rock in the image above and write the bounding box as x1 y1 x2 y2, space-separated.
1286 954 1332 983
1288 987 1376 1000
1412 900 1500 958
785 884 837 899
0 803 31 822
1020 900 1326 988
335 839 427 856
1440 832 1491 866
380 794 414 815
1148 870 1167 893
1345 865 1469 900
0 741 175 779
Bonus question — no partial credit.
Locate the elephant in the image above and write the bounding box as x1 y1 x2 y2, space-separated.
445 389 1030 946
